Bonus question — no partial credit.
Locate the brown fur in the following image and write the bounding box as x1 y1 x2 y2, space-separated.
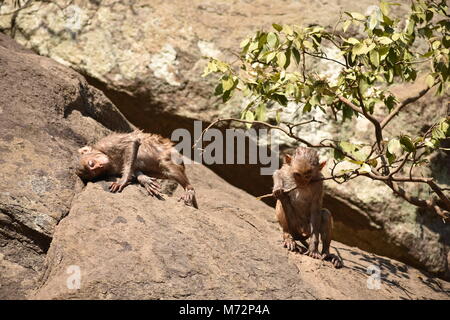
272 147 342 268
76 130 198 209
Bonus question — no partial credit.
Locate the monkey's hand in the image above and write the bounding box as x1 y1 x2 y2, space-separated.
273 187 286 199
321 253 343 268
178 188 198 208
109 179 130 193
137 175 162 199
305 249 322 260
283 235 298 252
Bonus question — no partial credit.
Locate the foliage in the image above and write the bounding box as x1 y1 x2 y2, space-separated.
203 0 450 219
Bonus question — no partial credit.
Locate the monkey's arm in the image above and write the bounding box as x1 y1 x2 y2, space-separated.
273 170 296 217
110 138 141 193
272 170 285 198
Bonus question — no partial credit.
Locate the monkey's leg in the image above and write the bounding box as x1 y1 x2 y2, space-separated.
136 171 163 199
305 204 322 260
161 162 198 209
110 139 141 193
275 199 299 252
319 208 343 268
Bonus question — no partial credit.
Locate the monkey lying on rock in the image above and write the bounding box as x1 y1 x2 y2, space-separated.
76 130 198 209
272 147 342 268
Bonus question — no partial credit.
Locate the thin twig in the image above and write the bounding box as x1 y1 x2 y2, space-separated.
381 86 433 129
304 51 347 67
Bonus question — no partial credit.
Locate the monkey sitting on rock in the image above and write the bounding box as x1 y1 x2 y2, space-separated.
272 147 342 268
76 130 198 209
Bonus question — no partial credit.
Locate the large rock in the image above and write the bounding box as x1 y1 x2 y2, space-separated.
35 164 449 300
0 32 448 300
0 0 384 122
0 32 133 298
3 0 448 280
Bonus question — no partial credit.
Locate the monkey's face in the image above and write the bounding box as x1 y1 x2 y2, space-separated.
76 152 110 181
291 161 315 187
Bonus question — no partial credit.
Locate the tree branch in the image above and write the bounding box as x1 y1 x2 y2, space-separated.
304 51 347 67
381 86 432 129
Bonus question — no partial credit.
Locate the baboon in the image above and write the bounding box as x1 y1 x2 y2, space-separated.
272 146 342 268
76 130 198 209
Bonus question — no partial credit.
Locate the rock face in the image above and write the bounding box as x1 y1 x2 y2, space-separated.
0 17 449 299
1 0 449 280
0 0 382 121
0 0 450 279
0 32 133 298
34 164 450 300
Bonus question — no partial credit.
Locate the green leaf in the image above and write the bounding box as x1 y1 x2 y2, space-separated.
240 38 250 48
267 32 278 48
255 103 267 121
359 163 372 174
358 78 369 96
243 110 255 129
339 141 357 154
350 12 366 21
380 1 390 16
309 95 320 107
286 83 296 97
367 158 378 167
291 47 301 64
343 20 352 32
384 95 396 111
392 33 401 41
222 76 235 91
266 51 277 63
334 148 345 161
275 109 281 124
277 52 287 68
248 41 259 52
387 68 394 83
399 135 415 152
369 50 380 67
303 40 314 50
379 46 389 61
387 138 401 155
369 13 378 30
214 83 223 96
273 94 288 106
282 25 294 36
386 150 396 164
303 101 312 113
222 90 231 103
425 74 435 88
440 119 450 136
352 43 369 55
432 40 441 50
346 37 360 45
405 18 415 35
272 23 283 32
378 36 393 45
354 149 369 162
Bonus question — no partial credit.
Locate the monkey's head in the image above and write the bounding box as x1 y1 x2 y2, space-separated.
285 147 326 187
76 146 111 181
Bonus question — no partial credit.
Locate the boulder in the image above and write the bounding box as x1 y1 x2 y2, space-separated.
35 163 450 299
0 19 449 299
3 0 448 280
0 32 133 298
0 0 385 122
